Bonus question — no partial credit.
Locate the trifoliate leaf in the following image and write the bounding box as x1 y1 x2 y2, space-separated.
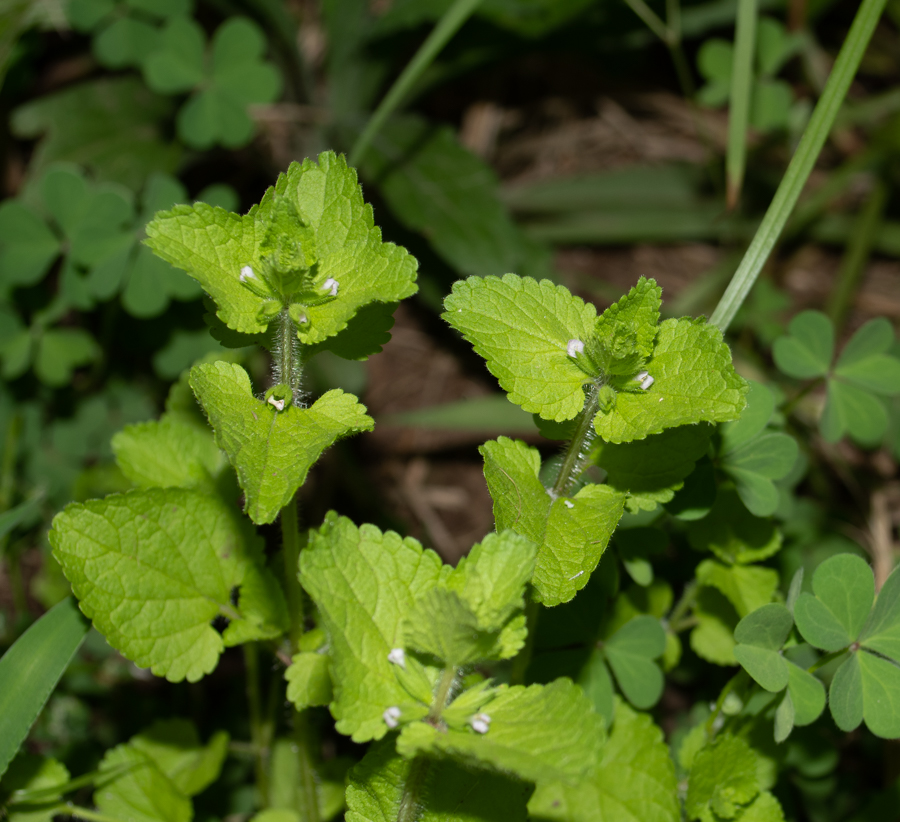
49 488 264 682
772 311 833 379
595 423 711 512
481 437 625 605
828 650 900 738
286 652 332 710
821 379 889 446
593 317 747 444
93 16 160 69
0 201 61 293
687 489 782 565
793 553 874 652
686 734 759 821
95 744 192 822
785 660 826 727
696 560 779 618
528 700 679 822
298 513 446 742
733 604 793 692
112 417 224 492
346 738 531 822
146 153 417 342
190 361 373 524
859 563 900 659
444 275 597 422
129 719 229 798
603 615 666 709
833 317 900 395
397 679 604 785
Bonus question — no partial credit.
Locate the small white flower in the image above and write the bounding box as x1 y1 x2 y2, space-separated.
640 374 655 390
568 570 584 581
636 370 648 381
383 706 401 729
388 648 406 668
322 278 339 296
268 396 285 411
470 713 491 734
564 500 574 509
295 311 308 324
239 265 255 282
567 339 585 358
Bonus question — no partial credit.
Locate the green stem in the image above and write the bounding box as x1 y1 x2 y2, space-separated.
550 383 600 499
509 598 539 685
349 0 483 166
621 0 670 42
397 756 432 822
826 178 888 330
276 309 302 401
705 670 746 738
666 581 698 633
429 667 459 723
708 0 887 333
282 496 305 652
781 376 825 418
726 0 759 210
243 643 270 806
293 709 322 822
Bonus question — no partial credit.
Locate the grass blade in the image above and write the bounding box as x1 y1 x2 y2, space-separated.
726 0 758 209
709 0 888 333
349 0 482 166
0 598 89 778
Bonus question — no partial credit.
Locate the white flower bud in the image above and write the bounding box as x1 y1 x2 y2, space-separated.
567 339 585 358
240 265 255 282
383 706 402 729
470 713 491 734
640 374 654 390
322 278 339 296
268 396 285 411
564 500 574 509
388 648 406 668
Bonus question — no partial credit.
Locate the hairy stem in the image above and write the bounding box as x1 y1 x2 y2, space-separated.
429 667 458 723
243 643 270 806
294 709 322 822
282 496 305 652
276 308 302 402
550 383 600 499
397 756 432 822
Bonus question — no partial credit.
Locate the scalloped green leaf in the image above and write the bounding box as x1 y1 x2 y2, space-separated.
396 679 604 785
298 513 446 742
346 738 531 822
686 734 759 821
687 488 782 565
444 275 597 422
146 152 418 341
49 488 264 682
481 437 625 605
285 652 332 710
593 317 748 443
190 361 373 525
528 701 679 822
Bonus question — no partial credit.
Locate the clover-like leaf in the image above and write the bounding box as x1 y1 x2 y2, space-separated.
298 513 446 742
49 488 266 682
829 650 900 738
794 553 874 652
603 615 666 709
733 603 793 692
528 700 679 822
481 437 625 605
190 361 373 524
773 310 833 379
396 679 604 785
718 381 798 517
146 152 418 344
859 562 900 659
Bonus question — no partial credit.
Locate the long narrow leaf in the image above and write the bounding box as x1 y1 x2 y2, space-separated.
349 0 482 165
710 0 887 332
726 0 758 209
0 597 89 778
